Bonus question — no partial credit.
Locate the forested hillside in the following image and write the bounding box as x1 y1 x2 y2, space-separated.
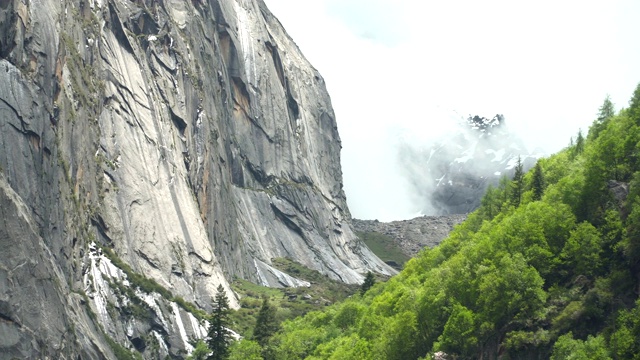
231 85 640 359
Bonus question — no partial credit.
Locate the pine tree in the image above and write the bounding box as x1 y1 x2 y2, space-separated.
532 162 545 201
253 297 278 347
589 96 615 141
575 129 585 155
510 156 524 207
598 95 615 122
207 285 233 360
360 271 375 296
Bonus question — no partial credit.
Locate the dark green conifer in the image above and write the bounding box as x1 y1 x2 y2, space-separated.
589 95 615 141
532 162 545 201
253 297 278 347
207 285 233 360
360 271 375 296
575 129 585 155
510 156 524 207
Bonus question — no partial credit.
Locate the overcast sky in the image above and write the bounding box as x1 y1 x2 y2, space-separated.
264 0 640 221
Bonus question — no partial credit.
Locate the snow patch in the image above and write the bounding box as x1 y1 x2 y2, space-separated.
485 148 506 162
454 154 473 163
505 157 520 170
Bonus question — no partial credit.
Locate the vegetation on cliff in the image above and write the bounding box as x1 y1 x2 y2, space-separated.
233 84 640 359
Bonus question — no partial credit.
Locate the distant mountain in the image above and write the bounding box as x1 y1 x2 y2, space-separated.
398 113 541 215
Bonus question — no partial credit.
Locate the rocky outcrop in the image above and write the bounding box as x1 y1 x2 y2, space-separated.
608 180 629 210
0 0 393 357
353 214 467 257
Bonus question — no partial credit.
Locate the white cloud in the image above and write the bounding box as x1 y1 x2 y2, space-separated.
264 0 640 220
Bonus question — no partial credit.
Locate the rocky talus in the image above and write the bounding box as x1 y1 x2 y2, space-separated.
0 0 393 358
353 215 467 257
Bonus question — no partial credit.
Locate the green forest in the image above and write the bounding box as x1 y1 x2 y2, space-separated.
217 84 640 359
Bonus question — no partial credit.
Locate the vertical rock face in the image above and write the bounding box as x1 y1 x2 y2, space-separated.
0 0 393 357
0 174 108 359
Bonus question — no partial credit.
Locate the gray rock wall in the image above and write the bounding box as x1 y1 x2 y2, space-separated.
0 174 110 359
353 214 467 257
0 0 393 357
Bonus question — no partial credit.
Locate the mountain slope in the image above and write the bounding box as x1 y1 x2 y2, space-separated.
0 0 392 357
261 86 640 359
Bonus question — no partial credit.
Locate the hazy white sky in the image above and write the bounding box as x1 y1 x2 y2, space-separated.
264 0 640 221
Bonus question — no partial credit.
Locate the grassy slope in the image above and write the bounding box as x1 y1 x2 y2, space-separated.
229 258 361 337
357 231 410 270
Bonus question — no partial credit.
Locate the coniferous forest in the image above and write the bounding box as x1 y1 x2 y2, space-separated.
223 84 640 359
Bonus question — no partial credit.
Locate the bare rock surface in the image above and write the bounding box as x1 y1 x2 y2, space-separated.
0 0 393 357
0 174 110 359
353 214 467 257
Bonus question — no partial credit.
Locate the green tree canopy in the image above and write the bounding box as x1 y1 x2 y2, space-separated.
228 340 262 360
264 83 640 360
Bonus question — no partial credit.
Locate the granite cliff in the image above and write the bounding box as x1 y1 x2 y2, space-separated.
0 0 393 358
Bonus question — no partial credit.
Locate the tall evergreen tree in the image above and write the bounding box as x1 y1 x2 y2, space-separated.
590 96 615 140
510 156 524 207
598 95 616 122
207 285 233 360
531 162 545 201
575 129 585 156
253 297 278 347
360 271 376 296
